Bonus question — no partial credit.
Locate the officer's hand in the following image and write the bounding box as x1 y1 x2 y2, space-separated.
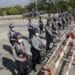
39 48 44 51
24 57 27 61
21 58 27 62
56 31 58 34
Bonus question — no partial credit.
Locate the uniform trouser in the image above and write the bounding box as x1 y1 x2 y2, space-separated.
16 61 28 75
31 48 41 69
29 32 33 40
46 40 50 50
62 24 65 29
10 40 15 46
39 27 43 34
46 35 53 51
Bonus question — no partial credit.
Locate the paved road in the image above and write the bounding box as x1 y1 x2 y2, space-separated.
0 23 40 31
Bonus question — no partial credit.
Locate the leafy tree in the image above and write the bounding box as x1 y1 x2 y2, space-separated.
7 7 18 15
15 5 23 14
26 3 35 12
68 0 75 10
23 6 29 13
57 1 69 12
0 8 7 16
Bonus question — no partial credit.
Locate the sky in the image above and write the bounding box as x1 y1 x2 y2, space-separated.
0 0 30 8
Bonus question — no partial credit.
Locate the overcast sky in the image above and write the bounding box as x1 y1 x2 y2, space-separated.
0 0 30 8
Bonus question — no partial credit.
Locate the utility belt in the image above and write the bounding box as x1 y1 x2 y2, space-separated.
9 39 15 44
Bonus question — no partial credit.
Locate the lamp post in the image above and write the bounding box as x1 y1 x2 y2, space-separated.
35 0 38 12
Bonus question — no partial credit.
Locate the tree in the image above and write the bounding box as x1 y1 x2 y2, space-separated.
68 0 75 10
57 1 69 12
26 3 35 12
15 5 23 14
7 7 18 15
0 8 7 16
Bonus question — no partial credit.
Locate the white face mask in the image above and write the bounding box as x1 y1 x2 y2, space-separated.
18 39 23 43
11 28 14 30
35 33 39 36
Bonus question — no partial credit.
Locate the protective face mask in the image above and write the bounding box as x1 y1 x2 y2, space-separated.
11 28 14 31
18 39 23 43
35 33 39 36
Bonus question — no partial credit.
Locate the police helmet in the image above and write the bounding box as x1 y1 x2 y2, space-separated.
9 24 14 29
13 32 22 39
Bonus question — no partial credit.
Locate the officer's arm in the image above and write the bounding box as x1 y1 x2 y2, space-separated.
48 30 55 36
51 28 58 34
12 46 26 62
39 38 46 47
46 27 51 35
34 39 45 51
47 28 54 36
48 28 58 37
32 39 38 50
53 22 57 29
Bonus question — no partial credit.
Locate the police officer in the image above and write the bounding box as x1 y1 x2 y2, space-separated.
51 18 59 46
57 16 62 30
62 15 67 30
28 18 34 41
68 13 72 25
28 18 38 42
31 32 46 71
12 33 32 75
48 14 51 22
39 16 44 34
46 19 53 52
8 24 16 46
51 18 59 36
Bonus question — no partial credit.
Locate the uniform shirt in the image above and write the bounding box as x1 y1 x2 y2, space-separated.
22 39 32 56
8 30 16 41
62 17 66 24
46 25 52 35
12 43 25 61
39 20 43 28
58 18 62 24
52 21 57 31
12 39 32 61
51 21 59 35
31 36 46 51
28 22 33 30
